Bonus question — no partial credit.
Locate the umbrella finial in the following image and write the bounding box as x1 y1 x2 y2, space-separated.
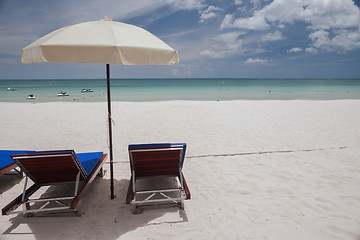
104 17 112 21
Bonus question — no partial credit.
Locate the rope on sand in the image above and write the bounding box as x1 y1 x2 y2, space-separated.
186 146 347 159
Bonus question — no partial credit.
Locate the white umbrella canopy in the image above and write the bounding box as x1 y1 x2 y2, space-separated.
21 18 179 199
22 18 179 65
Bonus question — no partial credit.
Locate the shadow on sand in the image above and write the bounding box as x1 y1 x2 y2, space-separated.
0 172 23 194
2 173 188 239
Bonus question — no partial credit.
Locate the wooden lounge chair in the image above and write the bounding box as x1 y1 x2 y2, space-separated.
126 143 190 212
2 150 107 216
0 150 35 177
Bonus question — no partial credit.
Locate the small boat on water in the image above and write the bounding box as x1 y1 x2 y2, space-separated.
57 92 69 96
7 87 17 91
81 88 93 92
26 94 35 99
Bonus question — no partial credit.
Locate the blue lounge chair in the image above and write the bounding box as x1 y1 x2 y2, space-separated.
0 150 35 176
126 143 190 212
2 150 107 216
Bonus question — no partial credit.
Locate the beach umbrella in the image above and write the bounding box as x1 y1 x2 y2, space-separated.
21 18 179 199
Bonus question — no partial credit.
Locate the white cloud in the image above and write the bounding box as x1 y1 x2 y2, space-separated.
199 5 223 23
199 12 218 22
161 29 197 39
225 0 360 30
305 47 318 53
309 30 330 48
245 58 268 64
221 14 270 31
60 0 172 24
45 0 207 26
220 14 235 30
309 29 360 51
200 31 245 59
298 0 360 30
260 31 283 42
168 0 206 10
233 15 270 30
287 47 302 53
331 29 360 50
203 5 223 13
200 49 227 59
220 0 360 51
233 0 243 5
220 1 304 31
256 0 309 24
216 32 244 49
250 0 262 8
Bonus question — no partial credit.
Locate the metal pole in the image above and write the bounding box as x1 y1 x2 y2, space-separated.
106 64 115 199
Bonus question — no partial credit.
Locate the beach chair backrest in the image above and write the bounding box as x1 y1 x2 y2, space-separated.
11 150 87 185
129 143 186 178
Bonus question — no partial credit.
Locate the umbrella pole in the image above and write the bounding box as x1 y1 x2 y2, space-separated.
106 64 115 199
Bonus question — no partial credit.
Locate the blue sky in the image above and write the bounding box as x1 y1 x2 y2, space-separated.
0 0 360 79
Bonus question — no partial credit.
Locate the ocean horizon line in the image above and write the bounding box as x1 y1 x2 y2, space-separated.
1 77 360 81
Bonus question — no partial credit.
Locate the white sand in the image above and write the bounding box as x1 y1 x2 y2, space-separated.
0 100 359 240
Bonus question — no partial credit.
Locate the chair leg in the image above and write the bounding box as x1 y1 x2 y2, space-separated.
13 167 23 177
22 202 31 217
181 172 191 199
71 155 107 209
126 176 134 204
180 200 184 210
2 183 39 216
131 204 143 215
97 167 104 177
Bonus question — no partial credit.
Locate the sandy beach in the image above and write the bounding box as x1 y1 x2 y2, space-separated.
0 100 359 240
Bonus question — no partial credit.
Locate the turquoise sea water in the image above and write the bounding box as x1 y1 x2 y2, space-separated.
1 78 360 102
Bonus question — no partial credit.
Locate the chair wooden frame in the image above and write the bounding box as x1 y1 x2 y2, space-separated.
2 150 107 217
126 143 190 212
0 163 22 177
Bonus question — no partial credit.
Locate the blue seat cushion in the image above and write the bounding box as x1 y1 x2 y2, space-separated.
77 152 104 176
0 150 34 169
